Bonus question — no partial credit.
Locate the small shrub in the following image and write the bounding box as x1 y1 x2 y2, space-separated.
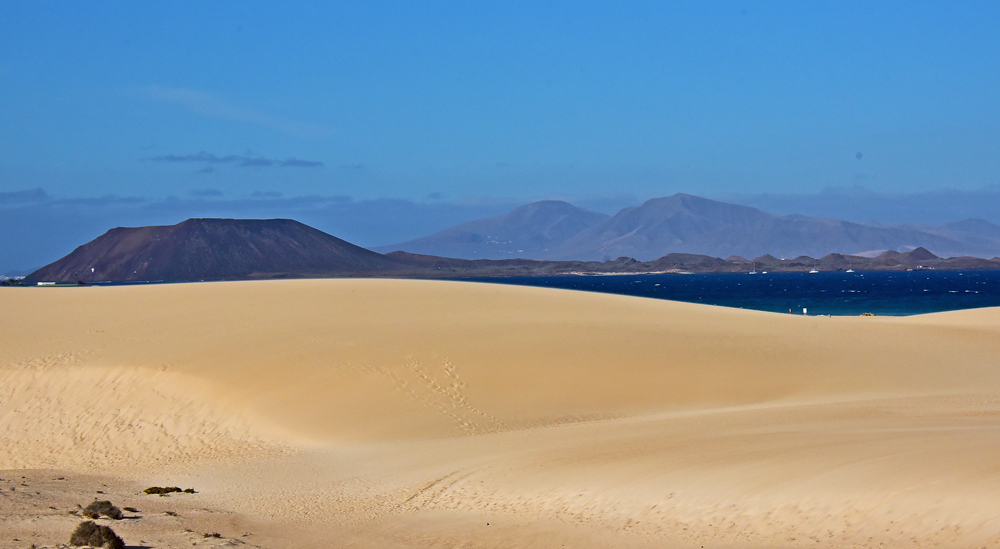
203 532 222 538
69 520 125 549
143 486 182 495
123 506 138 513
183 488 197 493
83 500 123 520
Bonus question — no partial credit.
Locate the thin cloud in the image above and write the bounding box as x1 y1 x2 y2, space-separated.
0 188 49 205
150 152 241 163
148 151 323 168
240 157 274 167
281 158 324 167
54 195 146 206
145 85 329 137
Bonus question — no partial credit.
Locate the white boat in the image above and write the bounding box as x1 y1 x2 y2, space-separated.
809 269 819 273
846 269 855 273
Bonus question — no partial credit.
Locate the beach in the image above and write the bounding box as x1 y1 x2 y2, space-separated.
3 278 1000 548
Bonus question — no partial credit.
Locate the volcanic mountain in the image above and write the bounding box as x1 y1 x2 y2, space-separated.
375 200 609 259
25 218 405 283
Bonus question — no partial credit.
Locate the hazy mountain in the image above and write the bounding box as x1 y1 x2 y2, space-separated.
25 218 405 283
914 218 1000 253
547 194 1000 261
375 200 609 259
385 194 1000 261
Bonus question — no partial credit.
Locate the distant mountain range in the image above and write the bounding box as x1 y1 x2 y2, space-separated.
378 193 1000 261
18 214 1000 285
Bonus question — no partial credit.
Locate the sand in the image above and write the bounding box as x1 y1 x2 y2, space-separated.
2 278 1000 548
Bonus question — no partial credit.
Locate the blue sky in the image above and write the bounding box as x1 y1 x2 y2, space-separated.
3 1 1000 272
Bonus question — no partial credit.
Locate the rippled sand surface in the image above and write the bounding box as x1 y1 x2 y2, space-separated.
3 279 1000 548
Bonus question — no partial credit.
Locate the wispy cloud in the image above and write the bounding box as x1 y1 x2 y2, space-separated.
151 152 241 163
148 151 324 168
55 195 146 206
0 189 149 208
281 158 324 168
0 188 48 206
145 85 329 137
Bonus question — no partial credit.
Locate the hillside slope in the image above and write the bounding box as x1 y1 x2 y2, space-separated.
376 200 608 259
25 218 403 283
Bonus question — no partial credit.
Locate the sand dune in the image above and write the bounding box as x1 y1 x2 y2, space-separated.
3 279 1000 547
0 363 287 471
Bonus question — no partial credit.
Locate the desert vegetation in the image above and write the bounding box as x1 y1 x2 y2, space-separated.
82 500 123 520
69 520 124 549
143 485 196 495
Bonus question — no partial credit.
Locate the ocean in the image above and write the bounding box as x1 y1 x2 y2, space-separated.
459 270 1000 316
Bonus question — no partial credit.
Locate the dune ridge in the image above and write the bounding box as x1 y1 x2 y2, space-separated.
4 279 1000 547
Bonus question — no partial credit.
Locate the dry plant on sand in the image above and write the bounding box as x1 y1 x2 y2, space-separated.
69 520 125 549
143 486 196 495
82 500 123 520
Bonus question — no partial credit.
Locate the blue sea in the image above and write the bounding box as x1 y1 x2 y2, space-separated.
459 270 1000 316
